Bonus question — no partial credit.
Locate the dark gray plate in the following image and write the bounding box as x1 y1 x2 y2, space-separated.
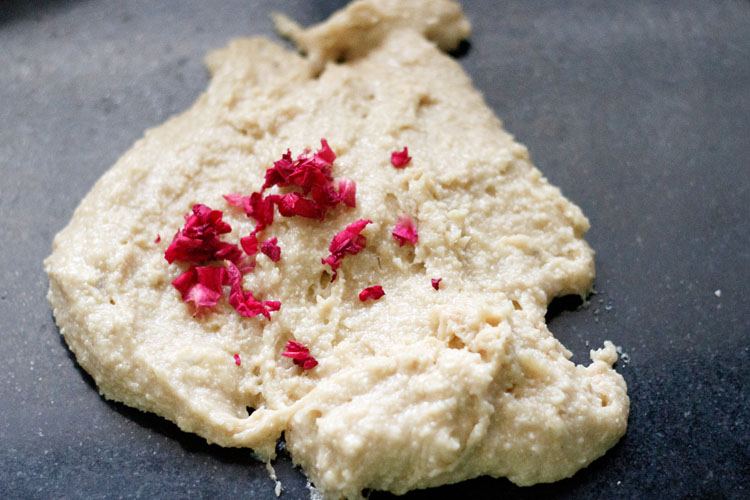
1 1 748 498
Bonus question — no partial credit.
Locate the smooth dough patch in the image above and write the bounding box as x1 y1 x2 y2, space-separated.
45 1 628 498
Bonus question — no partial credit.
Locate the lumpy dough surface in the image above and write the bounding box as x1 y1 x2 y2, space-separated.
45 1 629 498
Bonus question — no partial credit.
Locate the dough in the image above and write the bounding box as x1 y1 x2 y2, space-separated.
45 0 628 498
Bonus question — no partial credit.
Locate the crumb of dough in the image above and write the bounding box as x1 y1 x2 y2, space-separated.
44 1 628 498
266 462 283 497
714 289 722 297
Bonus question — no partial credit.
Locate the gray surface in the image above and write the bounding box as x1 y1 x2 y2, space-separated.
1 0 748 498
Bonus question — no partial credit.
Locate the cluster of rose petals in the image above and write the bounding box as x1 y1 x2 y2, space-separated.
164 204 244 266
390 147 411 168
260 139 356 220
282 340 318 370
164 142 435 370
359 285 385 302
225 139 356 267
321 219 372 281
392 214 418 246
166 204 276 318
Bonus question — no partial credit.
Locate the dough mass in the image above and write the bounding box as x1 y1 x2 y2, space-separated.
45 1 628 498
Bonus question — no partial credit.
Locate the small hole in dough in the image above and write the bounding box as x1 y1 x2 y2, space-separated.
512 300 522 311
319 271 330 290
486 316 501 327
447 335 465 350
246 407 255 418
109 299 115 305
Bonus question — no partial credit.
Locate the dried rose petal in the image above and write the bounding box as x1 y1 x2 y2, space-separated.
154 234 161 244
226 262 280 320
165 204 234 264
171 265 227 310
431 278 442 290
359 285 385 302
311 184 341 212
213 241 245 267
260 237 281 262
271 193 324 220
262 150 295 191
282 340 318 370
240 233 259 256
392 214 418 246
390 147 411 168
234 354 241 366
337 178 357 208
321 219 373 281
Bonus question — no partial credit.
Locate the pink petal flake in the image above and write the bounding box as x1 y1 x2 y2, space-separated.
260 237 281 262
282 340 318 370
225 262 280 320
359 285 385 302
431 278 442 290
171 265 227 310
392 214 418 246
321 219 373 281
390 147 411 168
234 354 241 366
223 192 245 208
337 178 357 208
154 234 161 244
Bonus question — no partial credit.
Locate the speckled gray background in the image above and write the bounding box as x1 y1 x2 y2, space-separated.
1 1 748 498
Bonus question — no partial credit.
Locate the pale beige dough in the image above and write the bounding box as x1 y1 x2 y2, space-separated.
45 1 628 498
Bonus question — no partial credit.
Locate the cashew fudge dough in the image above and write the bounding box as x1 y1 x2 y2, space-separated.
45 1 629 498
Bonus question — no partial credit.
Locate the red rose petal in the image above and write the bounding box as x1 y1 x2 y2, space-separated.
234 354 241 366
260 237 281 262
431 278 442 290
321 219 372 281
390 147 411 168
171 265 227 310
392 214 418 246
315 138 336 164
271 192 324 220
225 261 280 320
240 233 259 256
213 241 245 266
359 285 385 302
154 234 161 244
282 340 318 370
